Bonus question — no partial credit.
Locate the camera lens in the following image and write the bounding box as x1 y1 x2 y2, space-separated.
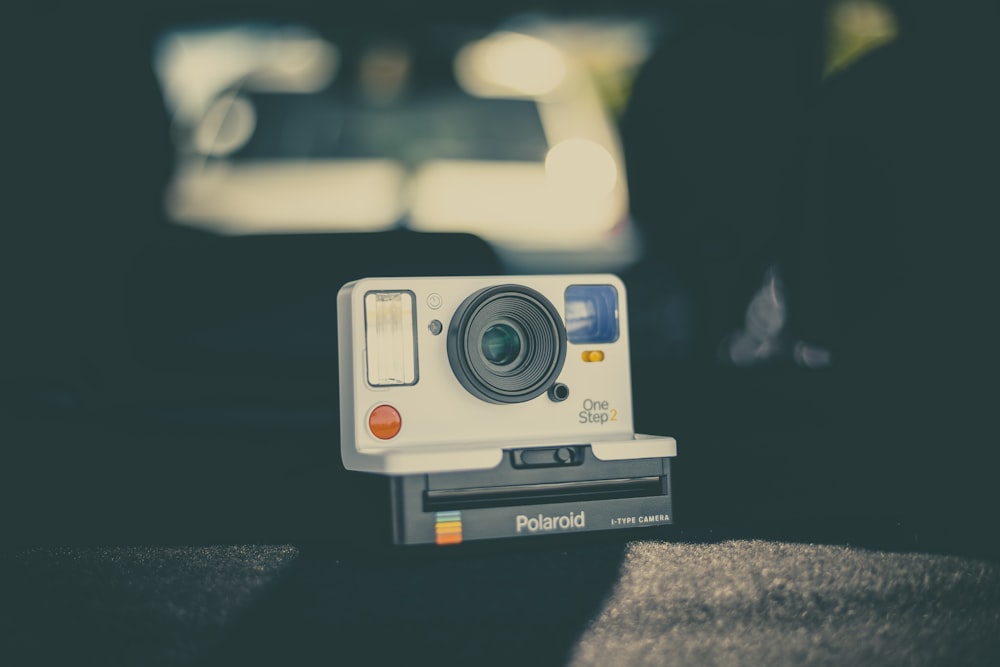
448 285 567 404
481 322 522 366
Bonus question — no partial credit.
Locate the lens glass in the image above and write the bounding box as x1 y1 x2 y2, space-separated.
481 323 521 366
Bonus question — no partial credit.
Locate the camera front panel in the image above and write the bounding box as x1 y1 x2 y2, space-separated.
338 275 636 471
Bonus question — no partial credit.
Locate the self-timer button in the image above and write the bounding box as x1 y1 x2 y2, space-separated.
369 404 402 440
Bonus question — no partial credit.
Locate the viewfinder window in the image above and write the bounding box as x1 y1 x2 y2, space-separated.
565 285 619 344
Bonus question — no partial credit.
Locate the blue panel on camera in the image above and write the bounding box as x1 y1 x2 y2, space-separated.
565 285 619 344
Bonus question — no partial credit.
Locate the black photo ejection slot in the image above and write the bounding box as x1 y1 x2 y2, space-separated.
423 477 665 512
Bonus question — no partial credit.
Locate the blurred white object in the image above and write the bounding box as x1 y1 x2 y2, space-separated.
155 19 652 272
721 265 832 369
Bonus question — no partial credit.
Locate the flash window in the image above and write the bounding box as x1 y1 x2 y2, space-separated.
364 290 418 387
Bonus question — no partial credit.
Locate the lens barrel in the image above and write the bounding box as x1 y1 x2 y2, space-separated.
447 285 567 404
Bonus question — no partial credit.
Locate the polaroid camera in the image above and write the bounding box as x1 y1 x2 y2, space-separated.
338 274 676 545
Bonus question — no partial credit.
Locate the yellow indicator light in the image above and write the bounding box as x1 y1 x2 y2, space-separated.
582 350 605 363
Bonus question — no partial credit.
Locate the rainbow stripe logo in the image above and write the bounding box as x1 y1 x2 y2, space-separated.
434 511 463 545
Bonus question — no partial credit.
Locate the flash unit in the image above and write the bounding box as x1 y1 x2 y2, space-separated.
364 291 418 386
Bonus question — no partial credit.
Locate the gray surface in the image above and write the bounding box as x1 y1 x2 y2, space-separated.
6 540 1000 666
572 540 1000 667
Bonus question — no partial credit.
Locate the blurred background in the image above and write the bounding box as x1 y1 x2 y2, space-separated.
3 0 998 556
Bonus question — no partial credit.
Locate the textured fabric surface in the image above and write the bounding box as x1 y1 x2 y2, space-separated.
5 540 1000 666
572 541 1000 667
4 545 299 666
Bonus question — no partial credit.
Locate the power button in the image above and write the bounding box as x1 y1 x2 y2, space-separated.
427 293 443 310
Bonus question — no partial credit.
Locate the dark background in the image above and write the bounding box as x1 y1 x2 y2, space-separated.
4 2 1000 666
3 0 998 570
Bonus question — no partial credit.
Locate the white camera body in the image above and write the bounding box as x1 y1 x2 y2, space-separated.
337 274 675 475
